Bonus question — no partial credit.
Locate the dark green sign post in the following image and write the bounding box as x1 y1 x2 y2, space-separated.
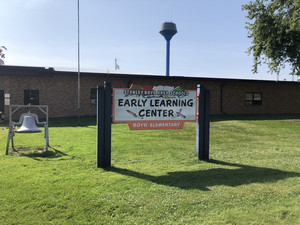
97 82 112 168
196 84 210 160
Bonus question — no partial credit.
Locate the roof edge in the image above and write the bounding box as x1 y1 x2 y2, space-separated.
0 65 299 84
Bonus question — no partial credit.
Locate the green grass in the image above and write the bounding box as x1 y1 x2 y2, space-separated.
0 114 300 224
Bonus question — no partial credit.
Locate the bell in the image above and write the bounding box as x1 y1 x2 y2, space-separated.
16 115 42 133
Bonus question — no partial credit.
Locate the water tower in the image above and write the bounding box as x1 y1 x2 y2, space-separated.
159 22 177 76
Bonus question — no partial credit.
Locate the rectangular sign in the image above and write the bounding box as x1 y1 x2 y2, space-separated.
113 86 197 130
5 99 10 106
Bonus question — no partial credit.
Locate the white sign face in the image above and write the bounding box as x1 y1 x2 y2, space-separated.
5 99 10 105
113 86 197 130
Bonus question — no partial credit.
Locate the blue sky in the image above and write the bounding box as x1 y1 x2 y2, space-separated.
0 0 295 81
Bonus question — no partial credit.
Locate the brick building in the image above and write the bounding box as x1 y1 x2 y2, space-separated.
0 65 300 121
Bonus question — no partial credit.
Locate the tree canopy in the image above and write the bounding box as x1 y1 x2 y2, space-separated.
0 46 7 59
242 0 300 76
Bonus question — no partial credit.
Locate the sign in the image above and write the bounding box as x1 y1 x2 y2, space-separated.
5 99 10 106
97 82 210 168
113 86 197 130
5 93 10 105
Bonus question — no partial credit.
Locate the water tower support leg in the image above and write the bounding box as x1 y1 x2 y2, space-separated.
166 40 170 77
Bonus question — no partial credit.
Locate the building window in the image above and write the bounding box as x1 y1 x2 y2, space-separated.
245 92 262 105
24 90 39 105
90 88 97 104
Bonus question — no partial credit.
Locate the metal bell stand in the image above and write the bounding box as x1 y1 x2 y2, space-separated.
6 105 49 155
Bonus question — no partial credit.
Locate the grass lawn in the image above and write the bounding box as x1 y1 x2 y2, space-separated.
0 114 300 224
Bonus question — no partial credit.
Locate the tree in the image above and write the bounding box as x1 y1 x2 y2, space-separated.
0 46 7 59
242 0 300 76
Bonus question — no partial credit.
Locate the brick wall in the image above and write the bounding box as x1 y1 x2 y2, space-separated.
221 81 300 114
2 70 300 120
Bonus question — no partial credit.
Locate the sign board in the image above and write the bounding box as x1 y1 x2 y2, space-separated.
5 99 10 106
113 86 197 130
5 93 10 105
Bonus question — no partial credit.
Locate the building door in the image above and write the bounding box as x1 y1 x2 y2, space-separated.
0 90 4 113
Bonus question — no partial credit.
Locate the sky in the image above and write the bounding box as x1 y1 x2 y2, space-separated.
0 0 296 81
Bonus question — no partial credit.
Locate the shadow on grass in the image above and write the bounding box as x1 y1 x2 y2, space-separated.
46 114 300 127
3 114 298 128
210 114 300 122
0 116 97 128
108 160 300 191
17 146 72 161
49 116 96 127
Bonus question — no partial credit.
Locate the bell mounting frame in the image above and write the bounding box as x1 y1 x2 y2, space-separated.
6 105 49 155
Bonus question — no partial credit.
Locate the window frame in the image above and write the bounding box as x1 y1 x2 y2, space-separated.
24 90 39 105
90 88 97 105
245 92 262 106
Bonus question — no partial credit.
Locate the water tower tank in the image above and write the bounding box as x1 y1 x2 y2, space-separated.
160 22 177 41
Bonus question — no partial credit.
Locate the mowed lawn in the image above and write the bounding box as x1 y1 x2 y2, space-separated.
0 115 300 224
